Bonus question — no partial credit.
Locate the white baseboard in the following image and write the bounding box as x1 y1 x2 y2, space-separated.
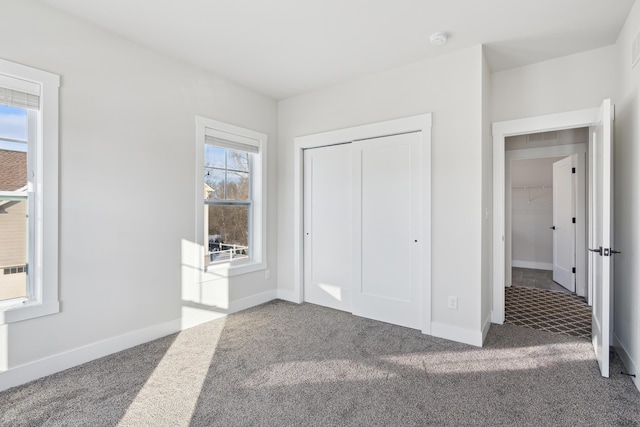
613 332 639 393
181 289 278 330
512 260 553 271
276 288 303 304
0 289 280 392
481 314 492 345
490 310 504 325
229 290 277 313
431 321 484 347
0 318 181 392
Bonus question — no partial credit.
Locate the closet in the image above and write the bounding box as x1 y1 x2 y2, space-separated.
303 132 423 329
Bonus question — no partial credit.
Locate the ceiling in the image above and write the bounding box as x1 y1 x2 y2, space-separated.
38 0 636 100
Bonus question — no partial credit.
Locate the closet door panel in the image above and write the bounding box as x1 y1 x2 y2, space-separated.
303 144 352 312
353 132 422 329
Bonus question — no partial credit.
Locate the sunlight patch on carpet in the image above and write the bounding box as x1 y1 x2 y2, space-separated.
117 318 226 427
241 359 396 388
382 342 594 374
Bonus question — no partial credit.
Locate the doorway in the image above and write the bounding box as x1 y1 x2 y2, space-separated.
492 100 614 377
504 129 591 338
503 131 588 300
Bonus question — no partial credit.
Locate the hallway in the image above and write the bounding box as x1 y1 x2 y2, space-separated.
506 268 591 340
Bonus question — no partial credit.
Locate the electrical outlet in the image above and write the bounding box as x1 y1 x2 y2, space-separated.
448 296 458 310
265 269 271 280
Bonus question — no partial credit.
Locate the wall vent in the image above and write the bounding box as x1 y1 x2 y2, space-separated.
632 31 640 69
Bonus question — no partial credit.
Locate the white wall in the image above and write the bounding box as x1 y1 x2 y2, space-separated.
613 0 640 391
481 49 493 340
0 0 278 389
492 46 617 122
278 46 486 345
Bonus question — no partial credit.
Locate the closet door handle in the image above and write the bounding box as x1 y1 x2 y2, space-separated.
550 226 555 230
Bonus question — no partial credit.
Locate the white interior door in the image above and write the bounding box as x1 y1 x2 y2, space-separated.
352 132 422 329
303 144 352 312
589 99 614 378
552 156 576 291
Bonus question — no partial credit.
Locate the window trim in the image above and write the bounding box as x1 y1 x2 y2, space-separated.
196 116 266 277
0 59 60 324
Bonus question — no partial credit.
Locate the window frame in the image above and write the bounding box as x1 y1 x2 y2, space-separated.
0 58 60 324
196 116 266 276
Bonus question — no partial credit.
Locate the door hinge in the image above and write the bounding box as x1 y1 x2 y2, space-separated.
572 167 576 174
572 267 576 274
572 217 576 224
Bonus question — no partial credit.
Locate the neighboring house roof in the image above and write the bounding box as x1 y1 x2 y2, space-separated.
0 149 27 191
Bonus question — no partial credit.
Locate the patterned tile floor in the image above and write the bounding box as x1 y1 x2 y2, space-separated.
505 285 591 340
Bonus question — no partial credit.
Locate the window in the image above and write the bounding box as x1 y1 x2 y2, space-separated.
197 117 266 275
0 105 29 303
0 59 59 324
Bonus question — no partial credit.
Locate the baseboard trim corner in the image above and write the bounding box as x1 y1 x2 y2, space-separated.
482 314 492 345
431 321 484 347
613 332 639 393
276 289 302 304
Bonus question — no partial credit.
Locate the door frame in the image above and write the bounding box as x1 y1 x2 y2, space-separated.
293 114 432 334
493 107 600 323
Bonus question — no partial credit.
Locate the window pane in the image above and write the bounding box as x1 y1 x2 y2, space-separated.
226 149 249 172
206 204 249 265
0 104 28 142
204 167 225 200
226 171 249 200
204 145 225 168
0 198 28 301
0 146 28 301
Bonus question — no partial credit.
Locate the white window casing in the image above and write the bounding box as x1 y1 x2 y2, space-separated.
0 58 60 324
196 116 267 277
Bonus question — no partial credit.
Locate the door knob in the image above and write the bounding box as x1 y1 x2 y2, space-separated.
589 247 603 255
550 226 555 230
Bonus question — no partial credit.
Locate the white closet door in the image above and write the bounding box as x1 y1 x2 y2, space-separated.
303 144 352 312
552 156 576 291
352 132 422 329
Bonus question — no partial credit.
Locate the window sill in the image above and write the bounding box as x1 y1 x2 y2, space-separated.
0 300 60 325
205 260 266 278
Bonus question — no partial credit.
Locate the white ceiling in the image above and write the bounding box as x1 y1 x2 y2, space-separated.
38 0 636 100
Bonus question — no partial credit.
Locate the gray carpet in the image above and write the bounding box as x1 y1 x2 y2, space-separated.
1 300 639 426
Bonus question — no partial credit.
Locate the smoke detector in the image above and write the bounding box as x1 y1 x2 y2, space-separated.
430 32 448 46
